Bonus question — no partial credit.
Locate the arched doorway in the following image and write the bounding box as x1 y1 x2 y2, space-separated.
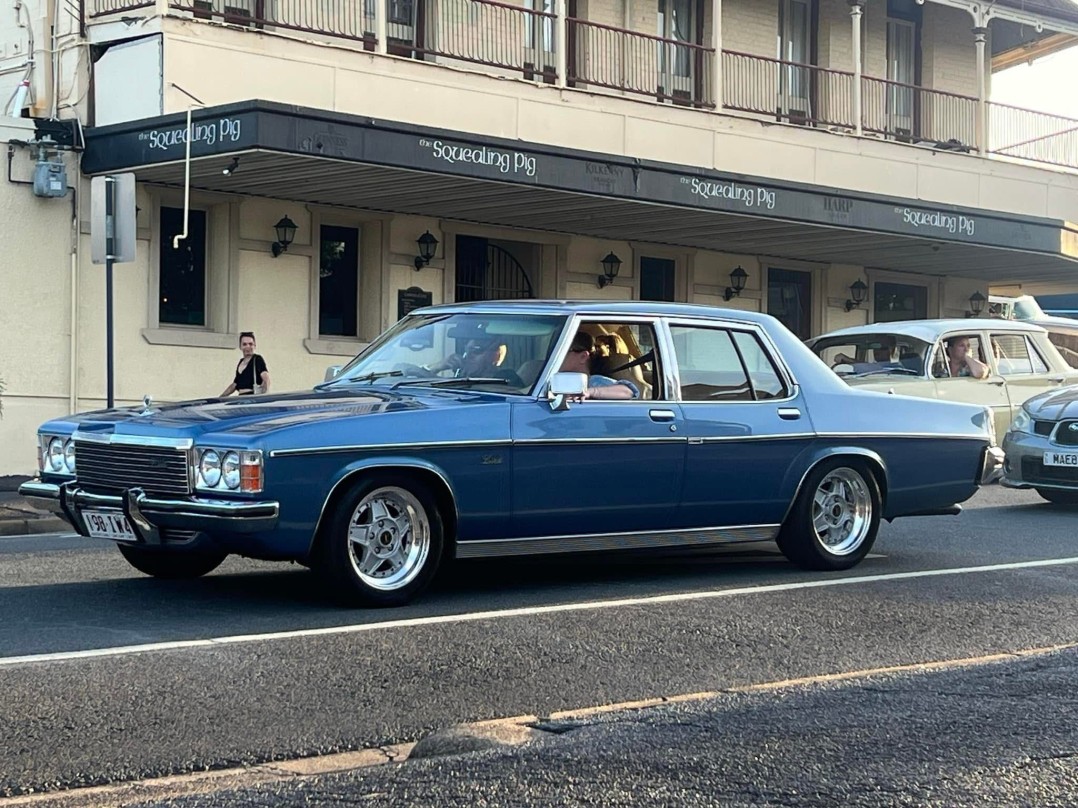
455 235 536 302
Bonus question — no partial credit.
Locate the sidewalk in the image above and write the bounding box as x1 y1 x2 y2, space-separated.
0 478 71 537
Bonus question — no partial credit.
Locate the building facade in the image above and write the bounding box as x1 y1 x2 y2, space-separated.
2 0 1078 475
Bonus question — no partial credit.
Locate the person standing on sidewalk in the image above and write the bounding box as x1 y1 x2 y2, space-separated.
219 332 271 397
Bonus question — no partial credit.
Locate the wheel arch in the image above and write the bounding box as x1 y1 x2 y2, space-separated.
782 447 889 526
304 457 459 561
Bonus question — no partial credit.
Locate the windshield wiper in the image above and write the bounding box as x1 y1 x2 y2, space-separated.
339 370 405 385
393 376 510 389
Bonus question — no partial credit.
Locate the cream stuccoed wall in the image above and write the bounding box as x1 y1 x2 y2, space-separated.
0 122 80 479
141 19 1078 224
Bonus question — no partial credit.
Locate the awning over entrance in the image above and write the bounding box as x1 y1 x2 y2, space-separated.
81 101 1078 284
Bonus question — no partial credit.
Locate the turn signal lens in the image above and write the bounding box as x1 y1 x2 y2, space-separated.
239 450 263 493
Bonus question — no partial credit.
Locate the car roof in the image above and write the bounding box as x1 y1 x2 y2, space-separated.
809 318 1049 343
412 299 775 325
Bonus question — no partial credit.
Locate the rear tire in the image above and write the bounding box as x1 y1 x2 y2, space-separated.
314 473 445 607
1036 488 1078 505
118 544 227 579
778 459 881 571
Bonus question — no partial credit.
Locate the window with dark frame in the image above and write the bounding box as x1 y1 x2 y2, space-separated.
159 206 208 327
319 225 360 338
640 257 676 302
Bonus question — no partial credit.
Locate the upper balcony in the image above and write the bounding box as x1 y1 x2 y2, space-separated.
77 0 1078 173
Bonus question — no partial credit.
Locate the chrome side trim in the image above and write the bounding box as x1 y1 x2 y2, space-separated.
814 432 987 441
72 432 195 449
270 439 513 458
691 433 816 444
514 437 687 446
455 524 781 559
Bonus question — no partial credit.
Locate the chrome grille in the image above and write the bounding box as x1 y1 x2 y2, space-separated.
75 441 192 495
1054 421 1078 447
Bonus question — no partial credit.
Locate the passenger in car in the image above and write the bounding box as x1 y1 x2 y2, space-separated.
560 332 640 400
941 336 990 379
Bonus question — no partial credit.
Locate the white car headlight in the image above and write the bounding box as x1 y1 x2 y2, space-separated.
47 437 65 473
1010 408 1032 435
222 451 241 490
199 449 222 488
63 439 76 473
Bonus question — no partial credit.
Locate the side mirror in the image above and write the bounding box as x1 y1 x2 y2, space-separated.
547 372 588 411
323 365 343 383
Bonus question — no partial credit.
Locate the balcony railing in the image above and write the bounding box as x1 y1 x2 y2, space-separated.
723 50 853 129
568 19 714 108
82 0 1078 172
990 102 1078 169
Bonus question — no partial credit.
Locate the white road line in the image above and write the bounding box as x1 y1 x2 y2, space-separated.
2 556 1077 668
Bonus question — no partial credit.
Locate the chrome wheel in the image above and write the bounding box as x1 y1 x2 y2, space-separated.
347 486 431 591
810 468 873 556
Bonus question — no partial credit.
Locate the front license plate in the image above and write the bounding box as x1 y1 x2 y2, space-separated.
1043 452 1078 468
82 509 137 541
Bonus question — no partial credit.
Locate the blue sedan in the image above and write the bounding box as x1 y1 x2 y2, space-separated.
21 302 1003 606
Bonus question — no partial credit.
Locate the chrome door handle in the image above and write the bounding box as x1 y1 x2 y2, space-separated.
1051 377 1066 384
989 378 1006 386
649 409 676 422
777 407 801 420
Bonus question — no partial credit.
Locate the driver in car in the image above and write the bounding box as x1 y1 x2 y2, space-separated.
425 338 507 377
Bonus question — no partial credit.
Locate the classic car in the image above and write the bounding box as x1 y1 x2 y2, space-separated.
1001 385 1078 505
21 301 1003 607
806 319 1078 439
989 294 1078 369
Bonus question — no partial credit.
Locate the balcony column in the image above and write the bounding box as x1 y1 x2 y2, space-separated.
973 25 988 154
555 0 567 88
155 0 167 16
849 0 863 135
376 0 388 55
711 0 723 110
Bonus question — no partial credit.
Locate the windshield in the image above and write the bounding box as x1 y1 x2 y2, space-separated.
810 334 932 377
1013 296 1047 320
326 312 568 395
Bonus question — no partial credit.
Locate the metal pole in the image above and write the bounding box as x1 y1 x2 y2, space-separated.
850 0 863 135
105 175 115 409
973 26 988 155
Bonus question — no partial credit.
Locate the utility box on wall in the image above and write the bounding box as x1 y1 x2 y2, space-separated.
32 158 69 198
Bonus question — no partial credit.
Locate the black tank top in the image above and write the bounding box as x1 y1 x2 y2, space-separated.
234 354 267 395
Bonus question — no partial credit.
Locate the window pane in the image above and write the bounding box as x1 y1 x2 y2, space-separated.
319 225 359 337
586 322 660 400
992 334 1036 376
732 331 788 399
874 281 927 324
159 207 207 327
670 326 752 401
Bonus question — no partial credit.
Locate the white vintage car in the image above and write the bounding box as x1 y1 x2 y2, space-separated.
806 319 1078 439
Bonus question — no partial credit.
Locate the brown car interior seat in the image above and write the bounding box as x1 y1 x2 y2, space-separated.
582 326 654 399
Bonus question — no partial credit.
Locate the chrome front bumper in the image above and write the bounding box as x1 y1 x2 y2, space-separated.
981 446 1005 485
18 481 279 544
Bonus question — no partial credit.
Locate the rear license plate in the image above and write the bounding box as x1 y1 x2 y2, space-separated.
1043 452 1078 468
82 509 137 541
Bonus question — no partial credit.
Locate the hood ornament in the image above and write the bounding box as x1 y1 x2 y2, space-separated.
138 394 155 416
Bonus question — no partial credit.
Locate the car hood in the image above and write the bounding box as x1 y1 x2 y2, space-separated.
62 387 501 441
1024 385 1078 421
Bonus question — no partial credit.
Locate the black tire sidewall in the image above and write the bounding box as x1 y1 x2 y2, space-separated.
317 472 445 607
778 459 881 571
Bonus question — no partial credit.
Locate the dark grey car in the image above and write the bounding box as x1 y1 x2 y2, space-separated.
1001 386 1078 505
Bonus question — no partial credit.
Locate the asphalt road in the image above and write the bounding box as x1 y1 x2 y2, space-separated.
0 484 1076 804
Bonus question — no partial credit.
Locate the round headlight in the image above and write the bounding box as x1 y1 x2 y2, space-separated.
199 449 222 488
47 437 65 472
222 451 240 490
63 439 76 473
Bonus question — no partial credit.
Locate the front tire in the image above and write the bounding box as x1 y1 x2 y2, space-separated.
1036 488 1078 505
315 473 445 607
118 544 227 579
778 460 881 571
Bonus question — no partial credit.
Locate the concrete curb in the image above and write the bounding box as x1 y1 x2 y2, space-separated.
0 515 71 537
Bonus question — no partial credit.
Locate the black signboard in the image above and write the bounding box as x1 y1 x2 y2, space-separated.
82 101 1070 259
398 286 433 320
